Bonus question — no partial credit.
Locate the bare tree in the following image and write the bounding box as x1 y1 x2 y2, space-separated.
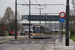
3 7 24 33
3 7 15 23
70 9 75 16
3 7 15 31
69 0 75 29
71 0 75 16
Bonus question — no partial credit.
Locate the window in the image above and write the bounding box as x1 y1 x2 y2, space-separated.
34 27 41 33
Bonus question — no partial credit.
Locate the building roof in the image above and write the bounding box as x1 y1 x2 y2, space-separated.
20 21 59 24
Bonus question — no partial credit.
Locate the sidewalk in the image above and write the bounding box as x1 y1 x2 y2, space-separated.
0 36 29 43
55 36 75 50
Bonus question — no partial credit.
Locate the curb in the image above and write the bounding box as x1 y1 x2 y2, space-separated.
55 38 74 46
0 37 29 43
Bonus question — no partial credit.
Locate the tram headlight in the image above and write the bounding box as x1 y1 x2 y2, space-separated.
41 34 44 36
33 34 35 35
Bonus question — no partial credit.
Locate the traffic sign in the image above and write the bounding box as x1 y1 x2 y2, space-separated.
59 18 65 22
59 12 66 18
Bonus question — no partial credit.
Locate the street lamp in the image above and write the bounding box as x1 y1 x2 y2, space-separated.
72 0 75 16
29 0 31 38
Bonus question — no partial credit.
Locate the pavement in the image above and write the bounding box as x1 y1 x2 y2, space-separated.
55 36 75 50
0 35 75 50
0 36 58 50
0 36 29 43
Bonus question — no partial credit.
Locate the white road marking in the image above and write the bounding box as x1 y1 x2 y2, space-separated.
14 41 19 43
31 41 35 43
48 41 54 43
39 41 44 43
24 41 27 43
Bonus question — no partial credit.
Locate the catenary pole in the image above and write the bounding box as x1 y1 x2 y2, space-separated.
15 0 17 39
35 8 45 24
29 0 31 38
66 0 69 46
40 8 41 24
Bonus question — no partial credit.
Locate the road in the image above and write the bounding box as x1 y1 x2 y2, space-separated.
0 36 59 50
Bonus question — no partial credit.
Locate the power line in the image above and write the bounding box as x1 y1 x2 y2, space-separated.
35 0 39 4
41 0 51 12
23 0 26 4
40 0 59 13
50 0 63 4
21 0 64 14
31 7 38 13
17 4 65 5
23 0 38 13
35 0 46 13
46 8 53 13
42 9 46 13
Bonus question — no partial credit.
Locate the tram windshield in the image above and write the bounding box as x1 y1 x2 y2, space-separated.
34 27 41 33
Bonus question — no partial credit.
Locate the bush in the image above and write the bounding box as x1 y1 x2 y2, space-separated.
0 32 5 36
5 34 9 36
71 29 75 37
0 31 6 36
70 35 75 42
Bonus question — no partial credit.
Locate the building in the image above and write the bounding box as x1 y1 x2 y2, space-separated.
20 15 66 32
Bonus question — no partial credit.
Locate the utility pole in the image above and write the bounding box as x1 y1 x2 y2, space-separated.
35 7 45 24
45 14 47 26
61 22 63 42
52 16 54 33
45 14 50 28
66 0 69 46
15 0 17 39
72 0 75 29
45 14 51 29
59 22 61 42
29 0 31 38
55 20 56 35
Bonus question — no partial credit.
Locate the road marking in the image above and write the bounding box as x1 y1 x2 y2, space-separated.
39 41 44 43
48 41 54 43
47 49 54 50
31 41 35 43
24 41 27 43
14 41 19 43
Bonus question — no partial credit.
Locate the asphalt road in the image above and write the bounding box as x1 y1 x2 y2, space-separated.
0 36 59 50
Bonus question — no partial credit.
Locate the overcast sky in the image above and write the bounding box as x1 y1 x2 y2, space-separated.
0 0 73 17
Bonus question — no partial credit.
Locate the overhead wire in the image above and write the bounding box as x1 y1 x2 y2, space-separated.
42 9 46 13
35 0 46 13
50 0 63 4
23 0 38 13
41 0 59 14
41 0 53 13
35 0 39 4
23 0 27 4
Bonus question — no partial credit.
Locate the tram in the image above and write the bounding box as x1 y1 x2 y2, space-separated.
32 25 52 38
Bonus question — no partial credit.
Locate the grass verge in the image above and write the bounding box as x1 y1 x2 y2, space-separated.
52 33 65 36
70 35 75 42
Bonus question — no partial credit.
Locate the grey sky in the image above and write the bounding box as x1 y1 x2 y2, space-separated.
0 0 73 17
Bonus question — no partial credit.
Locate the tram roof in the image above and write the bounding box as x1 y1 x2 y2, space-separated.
33 24 52 31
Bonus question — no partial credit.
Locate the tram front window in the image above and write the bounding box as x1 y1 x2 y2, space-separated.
34 27 41 33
